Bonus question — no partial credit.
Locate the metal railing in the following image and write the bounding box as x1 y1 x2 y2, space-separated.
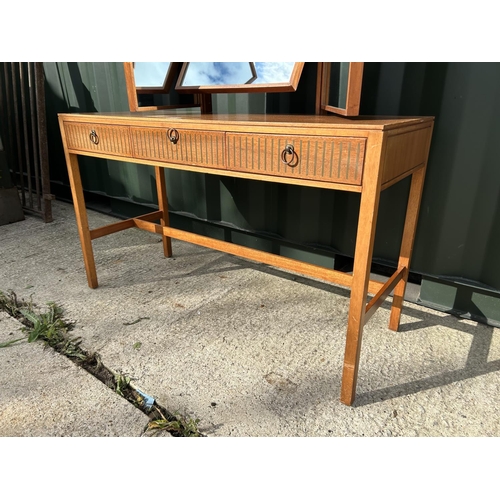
0 62 53 222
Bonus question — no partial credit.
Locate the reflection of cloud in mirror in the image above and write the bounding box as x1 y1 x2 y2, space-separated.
134 62 170 87
254 62 294 83
183 63 254 86
182 62 295 86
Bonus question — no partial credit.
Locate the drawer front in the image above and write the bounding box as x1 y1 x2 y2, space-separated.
131 127 225 168
227 133 366 185
64 122 131 156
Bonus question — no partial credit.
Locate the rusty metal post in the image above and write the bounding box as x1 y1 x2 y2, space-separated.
20 62 34 209
3 64 15 180
29 62 42 211
11 63 26 205
35 62 53 222
0 62 53 222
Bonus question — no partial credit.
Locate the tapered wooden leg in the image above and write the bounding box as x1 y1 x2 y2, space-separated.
66 153 98 289
155 166 173 257
389 167 426 331
340 138 383 406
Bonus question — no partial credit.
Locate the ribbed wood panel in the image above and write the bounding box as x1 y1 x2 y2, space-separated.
65 123 131 156
131 127 225 168
227 133 366 185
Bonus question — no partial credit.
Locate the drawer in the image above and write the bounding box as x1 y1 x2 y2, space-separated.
131 127 225 169
227 133 366 185
64 122 131 156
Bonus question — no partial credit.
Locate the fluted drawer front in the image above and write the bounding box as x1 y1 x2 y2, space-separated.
131 127 225 168
227 133 366 185
64 123 131 156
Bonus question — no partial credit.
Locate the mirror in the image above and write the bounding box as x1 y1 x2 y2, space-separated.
133 62 178 90
176 62 304 93
123 62 199 112
123 62 361 114
181 62 257 86
318 63 364 116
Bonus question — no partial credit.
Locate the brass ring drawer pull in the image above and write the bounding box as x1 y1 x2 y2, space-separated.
281 144 296 166
89 130 99 145
167 128 179 144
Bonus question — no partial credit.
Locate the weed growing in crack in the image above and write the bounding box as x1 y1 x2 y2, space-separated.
0 289 203 437
114 373 132 398
0 290 77 355
146 406 202 437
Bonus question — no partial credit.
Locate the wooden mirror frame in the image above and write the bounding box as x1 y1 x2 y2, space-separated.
123 62 200 112
316 62 364 116
175 62 305 94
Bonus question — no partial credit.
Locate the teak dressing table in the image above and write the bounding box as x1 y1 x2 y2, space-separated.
58 109 433 406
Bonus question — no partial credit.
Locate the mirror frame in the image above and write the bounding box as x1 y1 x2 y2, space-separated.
132 62 180 94
123 62 200 112
316 62 364 116
175 62 305 94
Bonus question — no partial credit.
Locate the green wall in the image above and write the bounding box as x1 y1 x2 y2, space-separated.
43 62 500 325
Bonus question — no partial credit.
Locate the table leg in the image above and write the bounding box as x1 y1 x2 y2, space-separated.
389 167 426 331
340 158 382 406
66 153 98 289
155 166 173 258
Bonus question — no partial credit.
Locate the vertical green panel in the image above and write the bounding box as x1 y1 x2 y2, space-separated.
213 93 266 114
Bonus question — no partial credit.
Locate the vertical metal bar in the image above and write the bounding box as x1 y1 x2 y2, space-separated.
28 62 42 210
11 62 26 205
35 62 52 222
0 64 6 161
0 65 4 129
20 62 34 208
4 63 16 187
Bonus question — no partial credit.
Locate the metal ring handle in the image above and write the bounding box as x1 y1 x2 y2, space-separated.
89 130 99 145
280 144 295 165
167 128 179 144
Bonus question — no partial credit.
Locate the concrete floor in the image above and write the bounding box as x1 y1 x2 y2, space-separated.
1 200 499 437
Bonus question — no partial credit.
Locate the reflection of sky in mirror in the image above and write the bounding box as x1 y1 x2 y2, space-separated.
183 63 253 85
134 62 170 87
254 62 294 83
182 62 295 86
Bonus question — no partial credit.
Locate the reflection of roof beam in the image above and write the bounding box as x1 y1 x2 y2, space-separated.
246 63 257 84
